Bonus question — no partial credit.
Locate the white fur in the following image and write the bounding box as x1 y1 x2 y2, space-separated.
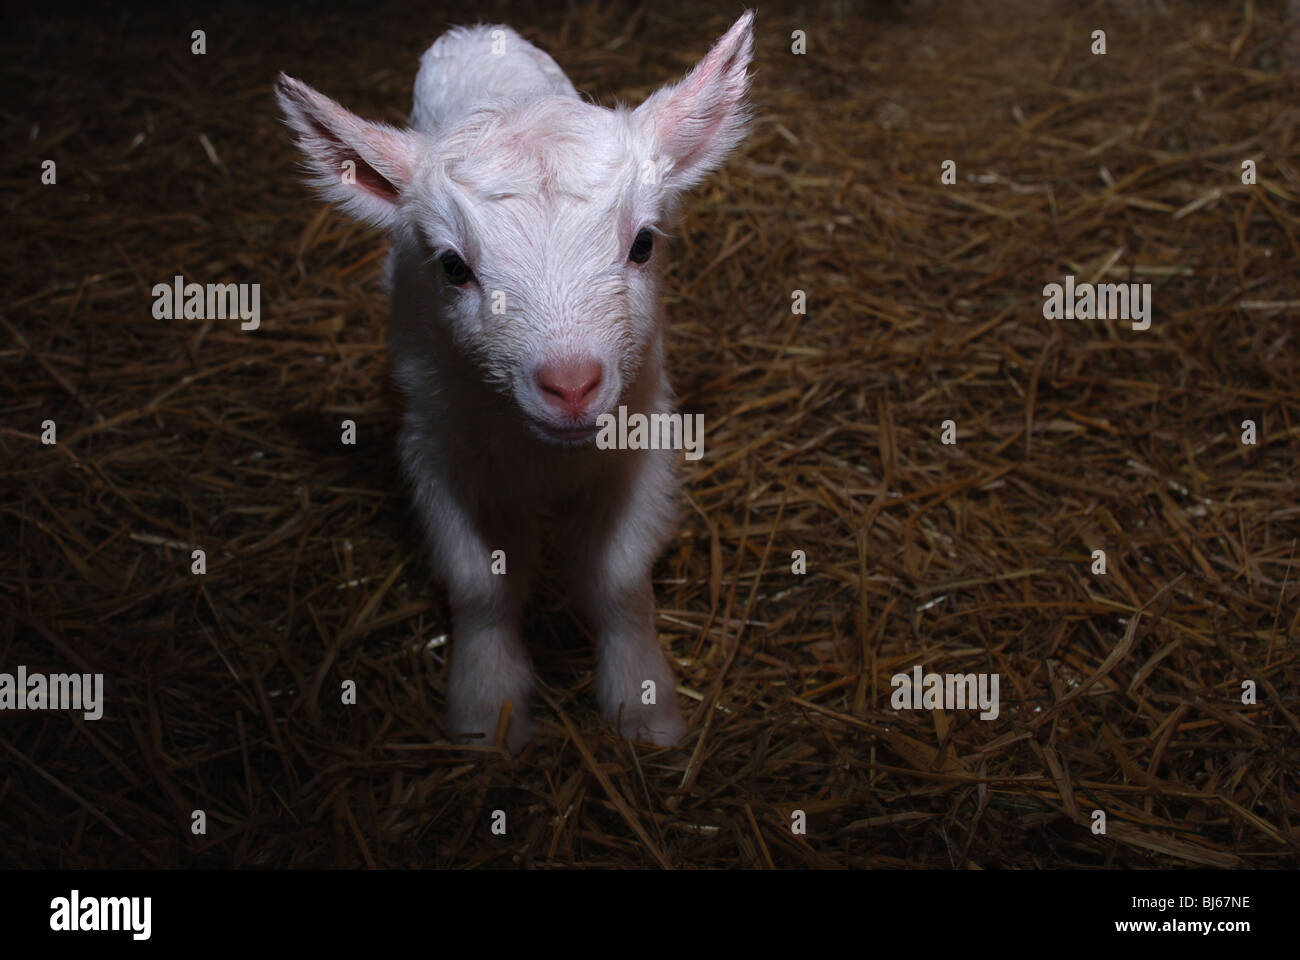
277 12 755 751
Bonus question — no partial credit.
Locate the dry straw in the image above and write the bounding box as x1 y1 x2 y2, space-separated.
1 0 1297 867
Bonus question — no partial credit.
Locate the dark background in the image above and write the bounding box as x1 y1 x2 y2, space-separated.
2 0 1297 868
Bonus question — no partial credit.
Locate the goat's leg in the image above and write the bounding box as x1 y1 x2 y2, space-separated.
560 449 686 746
404 436 538 752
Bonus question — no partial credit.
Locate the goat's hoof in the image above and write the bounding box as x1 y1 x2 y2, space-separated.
615 706 687 747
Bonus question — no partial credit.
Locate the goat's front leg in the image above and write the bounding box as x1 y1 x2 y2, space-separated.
442 560 536 753
406 456 538 752
561 448 687 746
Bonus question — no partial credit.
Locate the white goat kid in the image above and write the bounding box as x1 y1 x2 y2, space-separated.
277 12 754 751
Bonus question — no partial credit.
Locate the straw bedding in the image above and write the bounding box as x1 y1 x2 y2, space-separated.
2 0 1297 867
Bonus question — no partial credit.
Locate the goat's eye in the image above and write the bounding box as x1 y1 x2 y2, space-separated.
628 229 654 264
440 251 474 286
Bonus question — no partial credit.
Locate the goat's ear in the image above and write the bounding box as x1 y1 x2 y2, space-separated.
633 10 754 195
275 74 418 230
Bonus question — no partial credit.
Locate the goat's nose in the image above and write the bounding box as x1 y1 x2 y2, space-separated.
535 358 604 415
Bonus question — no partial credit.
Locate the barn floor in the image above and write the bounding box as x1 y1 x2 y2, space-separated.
3 0 1298 868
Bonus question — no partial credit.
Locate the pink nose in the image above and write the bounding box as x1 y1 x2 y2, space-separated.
535 358 604 416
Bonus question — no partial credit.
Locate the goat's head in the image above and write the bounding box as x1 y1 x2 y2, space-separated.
277 12 754 444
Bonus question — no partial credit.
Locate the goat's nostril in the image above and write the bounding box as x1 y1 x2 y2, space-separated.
536 359 604 413
575 367 602 399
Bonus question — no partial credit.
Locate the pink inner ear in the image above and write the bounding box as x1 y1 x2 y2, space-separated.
659 74 729 167
354 162 401 202
653 23 748 170
357 129 411 202
292 86 407 202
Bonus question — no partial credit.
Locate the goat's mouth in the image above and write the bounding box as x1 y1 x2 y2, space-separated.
526 416 600 445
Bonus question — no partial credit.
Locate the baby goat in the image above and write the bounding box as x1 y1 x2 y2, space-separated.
277 12 754 751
